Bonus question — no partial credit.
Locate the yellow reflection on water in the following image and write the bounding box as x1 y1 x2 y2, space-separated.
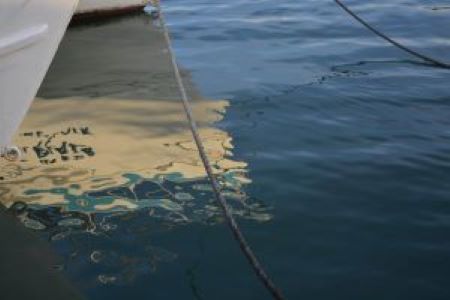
0 97 262 220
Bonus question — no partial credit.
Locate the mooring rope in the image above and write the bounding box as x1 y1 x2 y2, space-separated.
152 1 286 299
334 0 450 69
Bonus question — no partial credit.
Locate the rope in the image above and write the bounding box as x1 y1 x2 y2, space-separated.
152 1 286 299
334 0 450 69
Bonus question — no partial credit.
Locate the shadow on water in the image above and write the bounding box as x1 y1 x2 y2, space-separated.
70 10 144 28
40 13 200 101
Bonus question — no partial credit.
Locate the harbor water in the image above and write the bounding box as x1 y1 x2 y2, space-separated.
2 0 450 299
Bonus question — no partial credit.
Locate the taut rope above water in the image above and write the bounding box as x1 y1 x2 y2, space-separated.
152 1 286 299
335 0 450 69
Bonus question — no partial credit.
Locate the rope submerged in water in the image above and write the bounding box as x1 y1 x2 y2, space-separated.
334 0 450 69
152 1 286 299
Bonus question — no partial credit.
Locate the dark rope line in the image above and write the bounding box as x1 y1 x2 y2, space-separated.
334 0 450 69
153 1 286 299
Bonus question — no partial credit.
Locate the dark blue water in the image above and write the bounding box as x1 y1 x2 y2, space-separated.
40 0 450 299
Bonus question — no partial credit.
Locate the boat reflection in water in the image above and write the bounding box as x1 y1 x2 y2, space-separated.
0 96 271 220
0 95 272 285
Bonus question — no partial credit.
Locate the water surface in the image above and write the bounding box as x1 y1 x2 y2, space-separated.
5 0 450 299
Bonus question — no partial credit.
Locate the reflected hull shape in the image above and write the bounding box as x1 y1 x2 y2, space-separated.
0 0 78 149
0 96 271 223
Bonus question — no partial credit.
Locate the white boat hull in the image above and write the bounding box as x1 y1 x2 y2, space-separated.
0 0 79 149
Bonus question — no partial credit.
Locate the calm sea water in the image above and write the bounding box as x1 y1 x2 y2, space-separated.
39 0 450 299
